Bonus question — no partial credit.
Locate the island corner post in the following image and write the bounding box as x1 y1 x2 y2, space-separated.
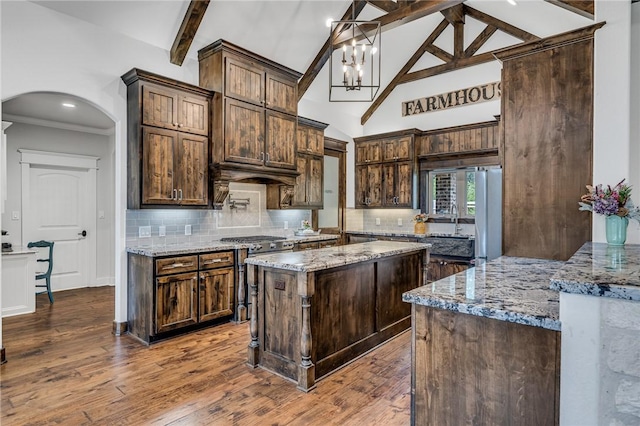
245 242 429 392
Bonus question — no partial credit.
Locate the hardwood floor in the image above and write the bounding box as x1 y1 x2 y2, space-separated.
0 287 412 425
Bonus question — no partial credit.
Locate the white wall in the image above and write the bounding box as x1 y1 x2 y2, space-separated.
1 122 115 284
631 4 640 241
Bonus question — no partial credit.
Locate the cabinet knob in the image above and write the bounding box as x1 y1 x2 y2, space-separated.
177 123 183 128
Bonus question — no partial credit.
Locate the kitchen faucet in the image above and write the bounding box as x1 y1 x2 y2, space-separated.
450 202 462 235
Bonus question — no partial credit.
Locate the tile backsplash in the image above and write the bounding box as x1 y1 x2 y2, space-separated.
126 183 310 246
345 208 475 235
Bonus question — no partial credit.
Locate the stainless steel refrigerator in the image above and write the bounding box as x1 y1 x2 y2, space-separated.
475 167 502 261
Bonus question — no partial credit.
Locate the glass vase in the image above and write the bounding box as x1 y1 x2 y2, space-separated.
605 215 628 246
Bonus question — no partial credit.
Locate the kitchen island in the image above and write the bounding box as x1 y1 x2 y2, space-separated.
402 256 564 425
244 241 430 391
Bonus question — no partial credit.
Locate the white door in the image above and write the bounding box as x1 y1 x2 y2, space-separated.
21 150 98 292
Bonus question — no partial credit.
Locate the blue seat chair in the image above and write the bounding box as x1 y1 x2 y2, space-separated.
27 240 54 304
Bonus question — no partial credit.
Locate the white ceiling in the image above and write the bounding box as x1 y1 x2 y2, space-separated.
4 0 592 131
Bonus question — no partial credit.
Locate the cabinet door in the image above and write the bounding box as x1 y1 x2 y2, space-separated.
225 55 265 106
155 272 197 334
382 163 396 206
178 94 209 136
382 137 412 161
292 155 307 206
142 83 178 130
176 133 208 206
356 141 381 164
199 267 234 322
355 165 368 207
306 155 323 208
265 110 296 169
224 98 264 166
395 161 413 207
142 127 176 205
265 72 297 115
306 127 324 156
367 164 383 207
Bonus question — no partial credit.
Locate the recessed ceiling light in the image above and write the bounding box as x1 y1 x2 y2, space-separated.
326 18 333 28
507 0 517 5
62 102 76 108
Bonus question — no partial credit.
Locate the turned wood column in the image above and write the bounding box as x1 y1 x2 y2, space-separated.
235 249 248 323
297 272 316 392
246 264 260 367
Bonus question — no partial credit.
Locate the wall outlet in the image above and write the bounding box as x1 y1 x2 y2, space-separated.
98 210 105 219
139 226 151 238
11 211 19 220
185 224 192 236
397 218 403 226
158 226 166 237
375 218 381 226
284 221 288 229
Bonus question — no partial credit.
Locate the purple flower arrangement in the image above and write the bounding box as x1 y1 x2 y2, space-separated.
579 179 640 221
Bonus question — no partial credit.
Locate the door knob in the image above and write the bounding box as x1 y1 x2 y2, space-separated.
78 230 87 237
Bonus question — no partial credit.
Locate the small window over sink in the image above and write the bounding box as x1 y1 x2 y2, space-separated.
426 168 476 218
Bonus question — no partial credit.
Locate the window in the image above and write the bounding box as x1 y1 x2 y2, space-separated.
426 168 476 218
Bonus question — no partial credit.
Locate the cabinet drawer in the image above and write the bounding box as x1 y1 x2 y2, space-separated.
199 251 235 270
156 255 198 276
319 240 337 248
296 242 319 251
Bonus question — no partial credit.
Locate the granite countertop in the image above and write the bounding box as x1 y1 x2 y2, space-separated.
1 246 37 256
244 241 430 272
346 230 475 240
126 234 340 257
550 242 640 301
402 256 564 331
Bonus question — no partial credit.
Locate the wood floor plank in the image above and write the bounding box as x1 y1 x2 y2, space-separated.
1 287 411 425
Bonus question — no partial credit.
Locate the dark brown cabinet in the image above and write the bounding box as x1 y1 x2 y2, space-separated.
122 69 211 209
354 131 418 209
428 258 470 282
127 250 236 344
267 117 327 209
199 40 300 174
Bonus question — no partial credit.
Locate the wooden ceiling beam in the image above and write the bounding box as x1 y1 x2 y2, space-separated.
366 1 399 13
544 0 594 19
464 25 497 57
424 43 453 63
170 0 210 66
441 3 464 25
400 51 496 83
297 0 368 100
464 5 538 42
333 0 465 45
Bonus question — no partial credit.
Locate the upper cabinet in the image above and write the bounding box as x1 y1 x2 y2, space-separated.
122 69 212 209
267 117 328 210
198 40 302 197
354 130 419 209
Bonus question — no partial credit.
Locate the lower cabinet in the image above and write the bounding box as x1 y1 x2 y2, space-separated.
128 250 236 344
294 239 339 251
428 258 471 282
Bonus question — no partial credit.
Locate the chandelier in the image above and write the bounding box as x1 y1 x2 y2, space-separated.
329 4 381 102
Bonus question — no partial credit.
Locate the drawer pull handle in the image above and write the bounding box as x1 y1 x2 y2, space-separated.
163 262 194 270
203 258 229 264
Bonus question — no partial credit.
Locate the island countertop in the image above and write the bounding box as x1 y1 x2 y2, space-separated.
402 256 564 331
244 241 430 272
550 242 640 301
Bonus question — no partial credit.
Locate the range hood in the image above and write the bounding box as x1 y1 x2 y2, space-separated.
210 163 298 209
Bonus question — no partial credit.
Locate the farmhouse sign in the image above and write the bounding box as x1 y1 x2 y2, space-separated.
402 81 501 116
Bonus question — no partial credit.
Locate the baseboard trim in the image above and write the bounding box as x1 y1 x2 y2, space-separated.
1 347 6 364
112 321 128 336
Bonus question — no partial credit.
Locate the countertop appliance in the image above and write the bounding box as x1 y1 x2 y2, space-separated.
475 167 502 262
219 235 294 256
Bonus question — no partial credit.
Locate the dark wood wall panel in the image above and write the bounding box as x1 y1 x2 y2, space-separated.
501 38 593 260
418 120 500 156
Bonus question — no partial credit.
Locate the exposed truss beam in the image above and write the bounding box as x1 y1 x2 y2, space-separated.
298 0 463 100
360 4 539 125
366 1 399 13
170 0 210 66
544 0 594 19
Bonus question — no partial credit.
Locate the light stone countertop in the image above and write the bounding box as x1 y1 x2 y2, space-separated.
244 241 430 272
346 230 475 240
550 242 640 301
402 256 564 331
126 234 340 257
